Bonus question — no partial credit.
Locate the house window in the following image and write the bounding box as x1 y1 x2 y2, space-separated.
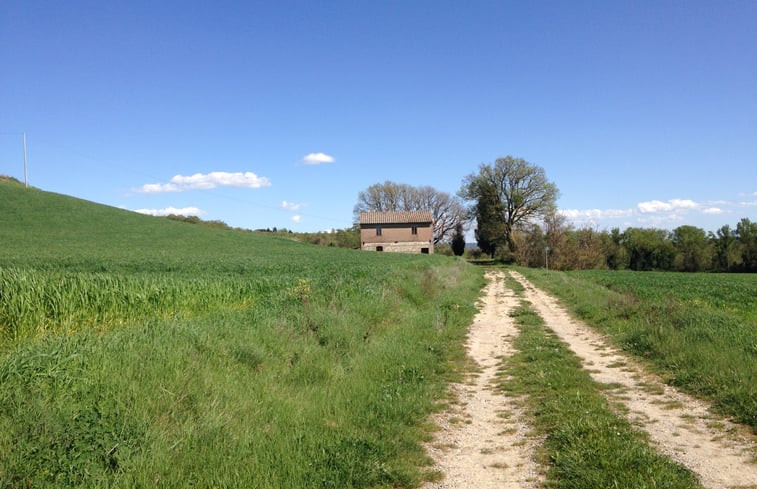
376 246 384 252
411 226 418 235
376 227 382 236
421 248 429 254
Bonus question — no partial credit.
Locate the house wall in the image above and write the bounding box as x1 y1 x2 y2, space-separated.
360 223 434 253
362 241 433 253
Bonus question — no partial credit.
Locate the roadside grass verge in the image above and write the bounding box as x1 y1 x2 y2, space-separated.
515 267 757 432
0 261 484 488
498 295 703 488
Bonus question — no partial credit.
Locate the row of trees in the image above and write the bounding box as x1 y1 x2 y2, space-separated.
504 216 757 272
354 156 756 272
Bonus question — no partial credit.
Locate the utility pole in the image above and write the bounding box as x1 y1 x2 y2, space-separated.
545 246 550 271
22 132 28 187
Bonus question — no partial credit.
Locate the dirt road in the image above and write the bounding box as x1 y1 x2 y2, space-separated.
424 269 757 489
423 270 542 488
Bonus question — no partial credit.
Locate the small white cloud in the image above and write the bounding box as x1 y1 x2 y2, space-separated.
302 152 335 165
291 215 302 223
134 206 207 217
638 200 673 213
669 199 698 209
281 200 302 211
703 207 724 215
140 182 181 193
638 199 698 214
137 171 271 193
559 208 633 220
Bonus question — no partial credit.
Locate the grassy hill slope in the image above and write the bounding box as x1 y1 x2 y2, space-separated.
0 178 311 272
0 181 485 488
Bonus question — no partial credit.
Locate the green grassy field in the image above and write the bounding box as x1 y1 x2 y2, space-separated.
516 267 757 432
0 180 485 488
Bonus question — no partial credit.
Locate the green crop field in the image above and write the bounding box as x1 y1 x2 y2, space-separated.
0 180 485 488
516 267 757 431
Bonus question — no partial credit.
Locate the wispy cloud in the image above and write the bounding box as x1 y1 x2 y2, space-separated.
302 152 335 165
134 206 206 217
281 200 302 211
137 171 271 193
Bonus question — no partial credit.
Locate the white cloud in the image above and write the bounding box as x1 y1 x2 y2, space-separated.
134 206 206 217
637 199 697 213
637 200 673 213
281 200 302 211
669 199 698 209
302 152 335 165
703 207 724 215
291 215 302 223
560 194 755 230
137 171 271 193
559 208 633 221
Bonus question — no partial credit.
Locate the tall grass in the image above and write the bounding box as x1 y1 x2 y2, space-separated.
515 267 757 431
0 181 487 487
0 261 483 488
0 268 264 342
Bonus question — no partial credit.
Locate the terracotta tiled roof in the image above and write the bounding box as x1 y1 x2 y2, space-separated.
359 210 433 225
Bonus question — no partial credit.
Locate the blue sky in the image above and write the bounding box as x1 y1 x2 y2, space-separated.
2 1 755 235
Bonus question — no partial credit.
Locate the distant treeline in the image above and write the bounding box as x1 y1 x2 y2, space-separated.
491 217 757 273
163 214 756 272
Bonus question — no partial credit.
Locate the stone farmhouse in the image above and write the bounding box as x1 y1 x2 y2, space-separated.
359 210 434 254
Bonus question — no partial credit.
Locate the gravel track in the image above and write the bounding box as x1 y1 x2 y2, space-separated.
423 270 543 488
424 269 757 489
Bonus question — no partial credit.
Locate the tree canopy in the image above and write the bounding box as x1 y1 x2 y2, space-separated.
460 156 559 255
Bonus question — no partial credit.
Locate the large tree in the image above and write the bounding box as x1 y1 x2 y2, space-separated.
460 156 559 253
354 181 466 244
622 228 676 271
672 225 711 272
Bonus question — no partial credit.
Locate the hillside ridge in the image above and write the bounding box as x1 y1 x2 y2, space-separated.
0 177 310 272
